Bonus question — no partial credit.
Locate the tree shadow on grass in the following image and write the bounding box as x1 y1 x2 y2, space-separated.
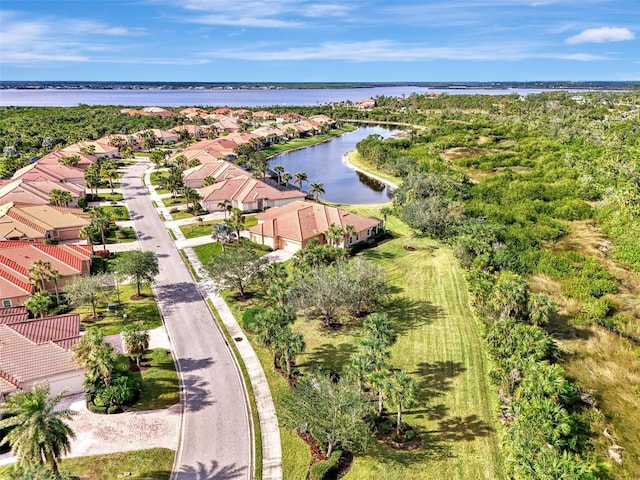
176 460 247 479
432 414 494 442
545 312 594 342
298 341 356 374
411 360 466 400
385 296 445 338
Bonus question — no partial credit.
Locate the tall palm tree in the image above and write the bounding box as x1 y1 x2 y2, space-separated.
100 161 119 194
384 370 419 434
363 312 396 348
325 223 344 248
273 327 305 379
273 165 284 184
28 260 51 292
527 292 555 326
281 172 292 186
343 224 357 246
309 182 325 201
368 369 389 417
88 208 111 250
491 270 528 320
217 199 232 218
48 268 62 304
49 189 73 207
294 171 308 190
181 186 201 212
0 383 75 476
79 225 95 250
229 207 245 237
84 165 101 198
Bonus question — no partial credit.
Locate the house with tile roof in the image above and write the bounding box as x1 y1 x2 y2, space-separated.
135 128 179 145
37 150 99 172
0 203 91 242
61 140 119 158
248 200 382 252
182 160 247 188
0 179 86 208
170 124 211 140
12 162 87 187
197 176 306 213
0 313 84 396
0 241 92 308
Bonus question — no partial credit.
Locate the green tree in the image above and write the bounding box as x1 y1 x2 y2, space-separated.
100 161 119 194
283 372 371 459
491 270 529 320
527 292 555 326
48 189 73 207
71 327 117 388
64 274 109 319
122 322 150 368
84 165 101 197
281 171 292 186
272 326 305 379
28 260 52 293
363 312 396 348
384 370 419 434
217 199 232 218
88 208 111 250
273 165 284 184
294 171 308 190
211 221 234 252
24 292 53 319
229 207 245 236
309 182 325 200
113 250 159 297
204 243 268 298
0 384 75 477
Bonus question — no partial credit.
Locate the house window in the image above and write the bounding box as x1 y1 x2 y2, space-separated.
2 299 12 308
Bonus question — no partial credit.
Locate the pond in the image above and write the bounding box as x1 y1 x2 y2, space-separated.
269 126 399 204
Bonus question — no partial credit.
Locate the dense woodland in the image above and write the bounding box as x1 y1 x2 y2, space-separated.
352 90 640 479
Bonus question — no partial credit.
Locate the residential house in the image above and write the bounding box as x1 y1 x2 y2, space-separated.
248 200 382 252
0 241 92 308
197 176 306 213
61 140 119 158
356 98 376 109
0 179 86 208
0 203 91 242
135 128 179 145
170 124 211 140
179 107 210 119
182 160 247 188
12 162 87 187
252 110 276 122
141 107 175 118
38 150 98 172
212 117 241 134
0 313 84 396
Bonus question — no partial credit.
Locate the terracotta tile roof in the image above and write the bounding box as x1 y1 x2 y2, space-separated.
0 179 85 207
9 314 80 344
0 267 33 298
198 176 306 205
38 150 98 170
183 160 246 183
61 141 119 156
0 306 28 323
0 203 90 241
12 162 86 183
248 201 381 243
0 324 82 393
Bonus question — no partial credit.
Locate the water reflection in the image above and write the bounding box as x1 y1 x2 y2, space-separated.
269 126 398 204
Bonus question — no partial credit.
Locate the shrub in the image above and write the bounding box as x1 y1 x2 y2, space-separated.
308 449 343 480
576 298 613 326
78 197 88 209
42 239 58 245
242 307 265 332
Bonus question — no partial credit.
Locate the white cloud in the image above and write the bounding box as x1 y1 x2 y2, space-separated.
208 39 609 62
566 27 635 44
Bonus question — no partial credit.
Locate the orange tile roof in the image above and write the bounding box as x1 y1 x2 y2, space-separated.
0 203 90 240
183 160 246 183
248 201 381 243
9 314 80 344
198 176 306 205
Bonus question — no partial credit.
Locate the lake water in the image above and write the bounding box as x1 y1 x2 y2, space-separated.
0 86 593 107
270 126 398 205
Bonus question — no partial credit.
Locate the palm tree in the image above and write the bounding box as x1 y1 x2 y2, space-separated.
491 270 528 320
79 224 95 250
343 224 357 246
84 165 101 198
28 260 51 292
272 326 305 379
0 383 75 476
368 369 389 417
25 292 53 319
212 221 234 252
363 313 396 348
380 206 392 231
49 189 73 207
309 182 325 201
181 186 201 212
294 171 308 190
384 370 419 434
122 322 150 368
324 223 344 248
88 208 111 250
281 172 292 186
217 199 232 218
48 268 61 304
229 207 245 237
100 161 119 194
273 165 284 184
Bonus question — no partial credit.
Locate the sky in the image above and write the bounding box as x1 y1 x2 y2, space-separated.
0 0 638 82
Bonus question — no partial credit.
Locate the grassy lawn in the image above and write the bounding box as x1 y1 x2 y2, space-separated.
150 171 168 187
163 196 186 207
263 124 356 157
72 283 162 336
91 192 124 202
100 205 130 220
192 242 223 265
346 150 403 187
170 209 197 220
179 215 259 239
224 205 503 480
129 348 180 411
64 448 174 479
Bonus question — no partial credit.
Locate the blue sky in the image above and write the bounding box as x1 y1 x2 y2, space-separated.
0 0 638 82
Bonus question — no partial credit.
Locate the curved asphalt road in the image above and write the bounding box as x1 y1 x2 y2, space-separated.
121 158 252 480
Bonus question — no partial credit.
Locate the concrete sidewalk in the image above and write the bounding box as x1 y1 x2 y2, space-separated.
144 167 283 480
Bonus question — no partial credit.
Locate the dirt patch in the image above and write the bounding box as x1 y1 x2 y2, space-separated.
477 136 490 144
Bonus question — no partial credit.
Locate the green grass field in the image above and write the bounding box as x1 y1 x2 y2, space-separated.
179 215 258 239
264 125 355 157
226 203 504 479
130 348 180 411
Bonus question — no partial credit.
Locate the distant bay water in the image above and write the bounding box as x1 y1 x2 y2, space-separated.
0 86 595 107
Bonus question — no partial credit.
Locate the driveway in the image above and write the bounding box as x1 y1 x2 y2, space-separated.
121 158 252 480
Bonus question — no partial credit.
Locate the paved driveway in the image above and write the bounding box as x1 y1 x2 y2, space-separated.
121 158 252 480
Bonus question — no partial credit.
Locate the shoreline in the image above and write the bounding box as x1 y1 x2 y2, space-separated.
341 150 399 192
